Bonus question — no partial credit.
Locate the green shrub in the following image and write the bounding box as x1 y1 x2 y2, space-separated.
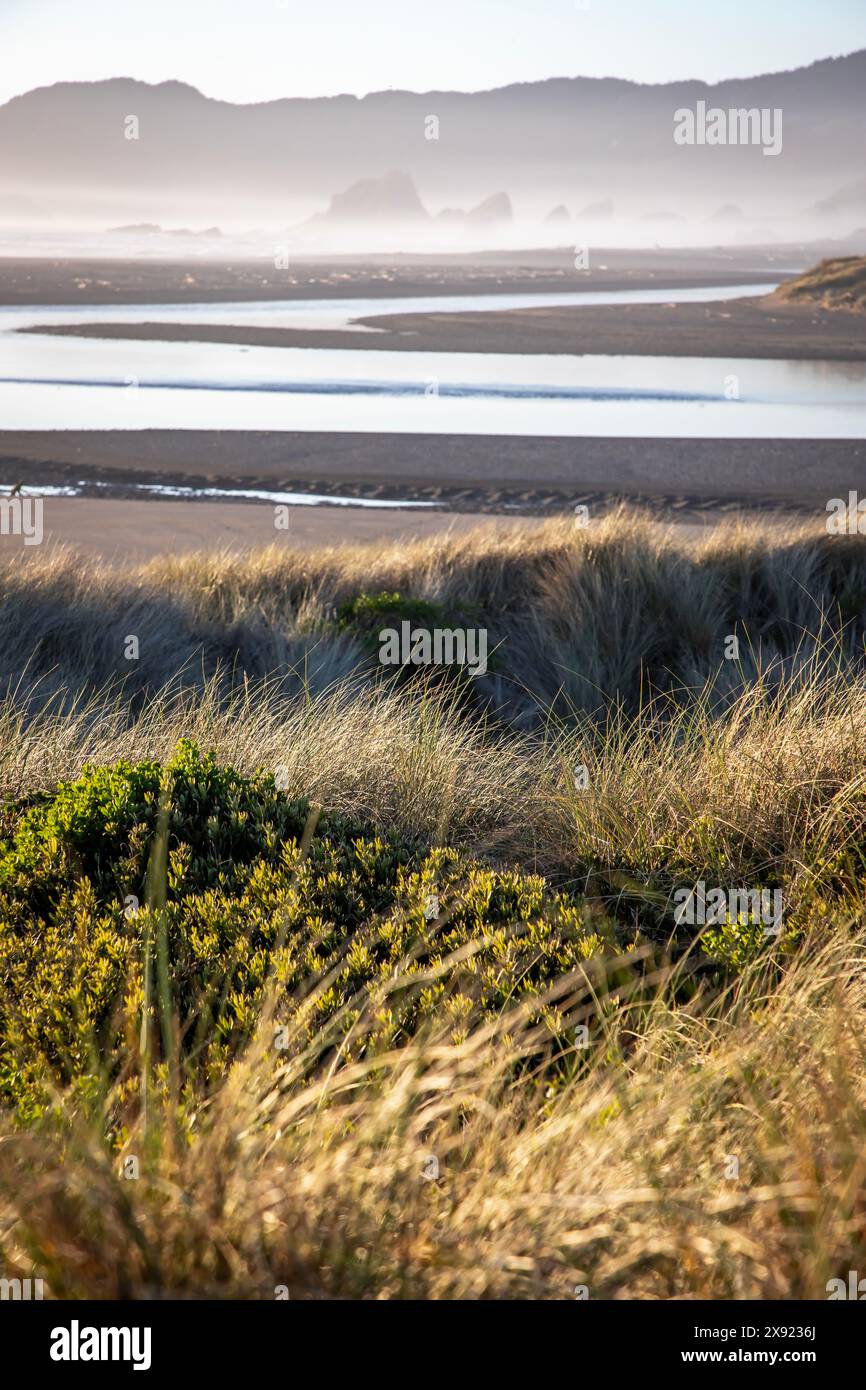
334 590 452 634
0 742 605 1121
331 590 497 686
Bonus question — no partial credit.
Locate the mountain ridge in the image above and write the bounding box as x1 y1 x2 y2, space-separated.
4 48 865 109
2 51 865 230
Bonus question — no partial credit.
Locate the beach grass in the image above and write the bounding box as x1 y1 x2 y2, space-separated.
1 508 865 1298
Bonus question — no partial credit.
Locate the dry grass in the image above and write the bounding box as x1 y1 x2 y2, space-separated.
1 509 865 1299
3 508 865 726
773 255 866 313
0 642 863 896
2 924 865 1299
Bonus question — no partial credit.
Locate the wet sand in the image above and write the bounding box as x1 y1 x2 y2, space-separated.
28 292 866 361
0 431 861 516
354 294 866 360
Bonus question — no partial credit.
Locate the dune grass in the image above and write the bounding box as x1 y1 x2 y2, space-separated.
1 510 865 1298
773 255 866 313
3 508 866 725
2 912 865 1299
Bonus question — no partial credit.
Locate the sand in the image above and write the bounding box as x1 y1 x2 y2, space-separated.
0 497 550 564
0 495 814 567
354 294 866 360
28 292 866 361
0 248 788 306
0 432 862 516
14 252 854 362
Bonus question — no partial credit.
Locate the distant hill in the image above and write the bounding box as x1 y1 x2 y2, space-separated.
108 222 162 234
772 255 866 312
710 203 744 221
1 51 865 227
579 198 614 220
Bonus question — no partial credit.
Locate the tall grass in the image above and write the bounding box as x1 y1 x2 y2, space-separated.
3 509 865 724
1 509 865 1298
2 922 864 1299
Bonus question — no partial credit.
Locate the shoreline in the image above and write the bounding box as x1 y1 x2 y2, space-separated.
2 251 861 551
0 431 861 518
25 292 866 359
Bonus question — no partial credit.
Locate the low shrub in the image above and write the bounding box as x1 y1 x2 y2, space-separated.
0 742 605 1121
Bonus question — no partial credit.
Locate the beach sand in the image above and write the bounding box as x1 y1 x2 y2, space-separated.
27 292 866 361
0 248 788 306
0 496 550 563
0 494 813 567
0 431 861 520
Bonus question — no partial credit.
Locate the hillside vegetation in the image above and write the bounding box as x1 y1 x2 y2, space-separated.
773 254 866 312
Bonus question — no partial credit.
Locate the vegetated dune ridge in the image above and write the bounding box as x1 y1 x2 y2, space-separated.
2 510 866 1300
2 510 866 722
772 254 866 313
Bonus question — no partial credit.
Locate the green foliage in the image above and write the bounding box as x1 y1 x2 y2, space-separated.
335 590 451 634
0 739 319 912
0 743 603 1121
701 912 794 973
331 589 496 686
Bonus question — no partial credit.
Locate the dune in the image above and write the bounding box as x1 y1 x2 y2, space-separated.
772 254 866 312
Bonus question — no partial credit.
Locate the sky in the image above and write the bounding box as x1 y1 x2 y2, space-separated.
1 0 865 106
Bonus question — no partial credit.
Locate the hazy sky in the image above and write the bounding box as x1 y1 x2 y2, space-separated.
1 0 865 106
